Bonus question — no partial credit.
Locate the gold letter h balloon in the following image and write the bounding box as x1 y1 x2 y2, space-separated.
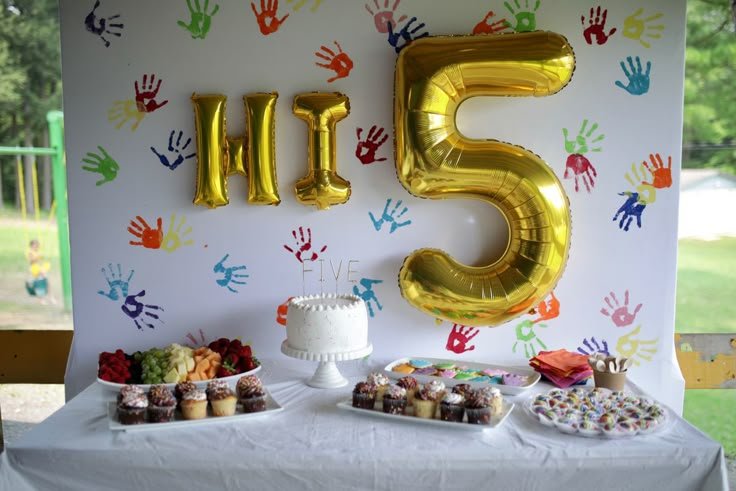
191 92 350 209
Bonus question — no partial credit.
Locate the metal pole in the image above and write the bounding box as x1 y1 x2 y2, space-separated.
46 111 72 312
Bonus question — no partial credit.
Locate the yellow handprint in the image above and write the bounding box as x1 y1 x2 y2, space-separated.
624 161 656 205
623 8 664 48
286 0 322 12
161 214 194 253
107 99 145 132
616 325 658 366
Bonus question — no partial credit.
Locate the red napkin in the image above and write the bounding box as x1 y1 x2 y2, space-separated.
529 349 593 388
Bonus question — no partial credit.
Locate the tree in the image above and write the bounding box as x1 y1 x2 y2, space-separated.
683 0 736 172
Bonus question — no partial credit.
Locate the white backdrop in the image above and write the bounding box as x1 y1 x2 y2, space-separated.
59 0 687 411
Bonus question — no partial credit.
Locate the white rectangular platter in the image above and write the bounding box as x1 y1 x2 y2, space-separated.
384 357 540 395
337 398 514 432
108 392 282 432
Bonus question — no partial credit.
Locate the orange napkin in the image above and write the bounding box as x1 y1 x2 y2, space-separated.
529 349 593 388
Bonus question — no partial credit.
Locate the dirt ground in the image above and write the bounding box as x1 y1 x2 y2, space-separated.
0 270 72 331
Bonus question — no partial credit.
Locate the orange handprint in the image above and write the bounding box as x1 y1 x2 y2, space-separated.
251 0 288 35
473 10 509 35
533 291 560 323
315 41 353 83
642 153 672 189
128 216 163 249
276 297 294 326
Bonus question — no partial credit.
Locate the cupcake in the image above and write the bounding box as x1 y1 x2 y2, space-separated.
423 380 446 401
117 384 144 405
180 389 208 420
352 381 377 409
465 388 495 424
209 386 237 417
439 392 465 422
396 376 418 406
174 381 197 404
206 379 229 398
237 375 267 413
366 372 390 401
452 383 473 398
147 385 176 423
382 384 407 415
117 390 148 425
413 383 443 419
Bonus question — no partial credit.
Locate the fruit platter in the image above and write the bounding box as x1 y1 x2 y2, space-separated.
97 337 261 391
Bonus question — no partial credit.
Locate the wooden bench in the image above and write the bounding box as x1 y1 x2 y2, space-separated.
0 330 733 452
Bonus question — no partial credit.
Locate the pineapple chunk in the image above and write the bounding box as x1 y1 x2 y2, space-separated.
163 367 179 384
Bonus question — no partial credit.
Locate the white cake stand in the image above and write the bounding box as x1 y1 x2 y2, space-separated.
281 340 373 389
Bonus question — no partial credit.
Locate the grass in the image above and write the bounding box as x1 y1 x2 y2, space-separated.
0 207 61 274
676 237 736 457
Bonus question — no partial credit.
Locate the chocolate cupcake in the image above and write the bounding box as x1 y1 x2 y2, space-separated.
117 390 148 425
174 381 196 404
237 375 267 413
352 381 377 409
439 392 465 422
465 388 492 424
382 384 407 415
147 385 176 423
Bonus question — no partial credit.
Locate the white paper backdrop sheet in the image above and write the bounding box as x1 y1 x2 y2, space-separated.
58 0 686 410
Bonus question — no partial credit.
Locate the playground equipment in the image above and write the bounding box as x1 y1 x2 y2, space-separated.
0 111 72 311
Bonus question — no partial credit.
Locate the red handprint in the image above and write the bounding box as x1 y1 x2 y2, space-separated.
283 227 327 263
600 290 643 328
355 126 388 164
533 291 560 324
642 153 672 189
581 6 617 46
184 328 207 348
251 0 289 35
315 41 354 83
365 0 407 34
446 324 479 354
128 216 163 249
564 154 597 193
472 10 509 35
134 74 168 113
276 297 294 326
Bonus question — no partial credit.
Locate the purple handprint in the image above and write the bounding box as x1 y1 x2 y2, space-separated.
121 290 164 330
577 336 610 356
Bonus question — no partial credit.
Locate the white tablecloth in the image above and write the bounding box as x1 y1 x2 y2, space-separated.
0 358 728 491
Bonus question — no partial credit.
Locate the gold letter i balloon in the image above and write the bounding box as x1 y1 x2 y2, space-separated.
394 32 575 326
293 92 351 210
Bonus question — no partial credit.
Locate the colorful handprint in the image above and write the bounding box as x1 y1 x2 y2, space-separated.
562 120 603 193
616 325 658 366
251 0 289 35
213 254 249 293
387 16 429 53
642 153 673 189
613 192 647 231
369 198 412 234
134 74 168 113
184 328 207 348
286 0 322 12
122 290 164 330
512 319 547 359
577 337 610 356
98 263 134 301
532 291 559 324
563 119 604 155
446 325 479 354
353 278 383 317
623 8 665 48
601 290 642 328
615 56 652 96
161 214 194 253
151 130 196 171
315 41 354 83
355 126 389 164
81 145 120 186
365 0 407 34
503 0 540 32
84 0 123 47
178 0 220 39
473 10 510 35
276 297 294 326
107 99 145 132
581 6 616 45
128 216 163 249
625 162 657 205
283 226 327 263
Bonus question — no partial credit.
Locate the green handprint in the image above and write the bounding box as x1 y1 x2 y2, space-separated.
562 119 604 155
161 214 194 253
512 319 547 359
178 0 220 39
503 0 540 32
82 145 120 186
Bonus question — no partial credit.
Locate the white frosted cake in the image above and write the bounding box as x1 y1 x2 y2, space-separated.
285 294 369 354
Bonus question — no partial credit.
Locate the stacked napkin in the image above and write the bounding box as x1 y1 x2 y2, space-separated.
529 349 593 388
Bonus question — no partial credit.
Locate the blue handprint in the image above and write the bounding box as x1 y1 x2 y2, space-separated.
151 130 196 171
613 191 647 231
503 0 540 32
615 56 651 96
353 277 383 317
369 198 412 234
121 290 164 330
577 336 610 356
98 263 134 301
387 16 429 53
213 254 249 294
84 0 123 48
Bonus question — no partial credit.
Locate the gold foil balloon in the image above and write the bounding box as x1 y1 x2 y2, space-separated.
191 93 280 208
394 32 575 327
293 92 351 210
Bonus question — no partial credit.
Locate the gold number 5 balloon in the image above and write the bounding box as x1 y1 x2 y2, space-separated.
394 32 575 326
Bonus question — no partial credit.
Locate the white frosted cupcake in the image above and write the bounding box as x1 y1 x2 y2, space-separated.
180 389 208 420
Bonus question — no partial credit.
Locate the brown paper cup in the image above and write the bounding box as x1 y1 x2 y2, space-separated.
593 370 626 391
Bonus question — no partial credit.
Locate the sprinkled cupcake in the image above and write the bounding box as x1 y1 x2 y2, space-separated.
382 384 407 415
209 386 237 417
352 381 377 409
439 392 465 422
174 381 197 405
180 389 208 420
237 375 267 413
396 376 418 406
117 388 148 425
147 385 176 423
367 372 390 401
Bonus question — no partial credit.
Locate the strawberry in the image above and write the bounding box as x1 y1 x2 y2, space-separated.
238 345 252 359
239 356 257 373
228 338 242 351
217 358 237 378
223 352 239 370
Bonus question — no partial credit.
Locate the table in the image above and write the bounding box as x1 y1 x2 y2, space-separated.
0 358 728 491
